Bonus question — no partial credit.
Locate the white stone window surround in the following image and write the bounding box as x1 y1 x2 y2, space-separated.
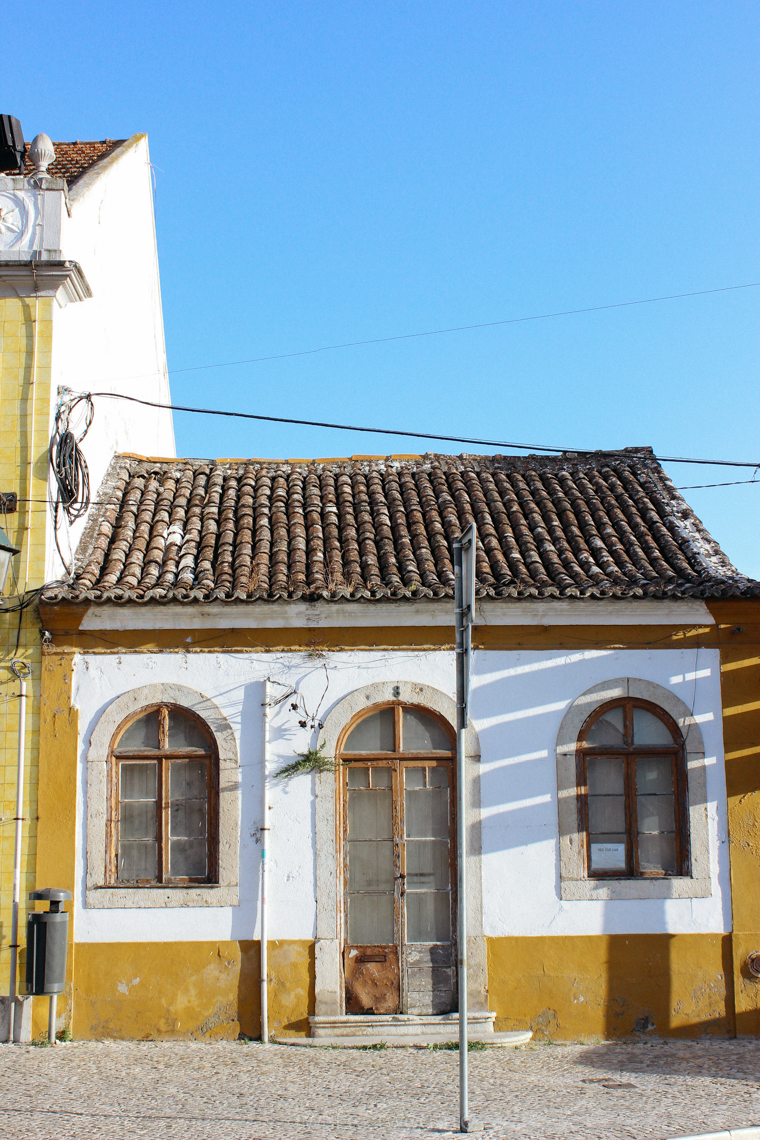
556 677 710 901
85 682 240 909
313 679 487 1018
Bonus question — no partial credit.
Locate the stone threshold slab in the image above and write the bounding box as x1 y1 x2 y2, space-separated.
276 1030 533 1049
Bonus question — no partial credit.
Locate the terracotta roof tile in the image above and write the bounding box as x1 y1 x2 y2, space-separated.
24 140 125 185
45 449 760 604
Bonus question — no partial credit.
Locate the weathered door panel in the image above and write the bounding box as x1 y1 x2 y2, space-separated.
401 763 456 1014
344 946 400 1014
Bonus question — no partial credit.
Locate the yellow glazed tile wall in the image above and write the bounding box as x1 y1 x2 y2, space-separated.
0 296 54 993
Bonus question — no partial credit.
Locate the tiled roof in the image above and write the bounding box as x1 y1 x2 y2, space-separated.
23 140 125 185
44 449 760 604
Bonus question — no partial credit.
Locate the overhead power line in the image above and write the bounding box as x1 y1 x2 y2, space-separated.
90 392 760 469
162 281 760 377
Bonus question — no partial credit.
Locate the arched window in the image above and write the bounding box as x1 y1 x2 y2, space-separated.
578 698 689 878
108 704 218 885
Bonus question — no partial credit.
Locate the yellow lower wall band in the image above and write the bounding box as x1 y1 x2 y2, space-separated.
68 941 314 1041
488 934 735 1039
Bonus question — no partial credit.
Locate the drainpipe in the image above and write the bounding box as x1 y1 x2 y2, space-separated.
7 659 32 1042
260 678 269 1043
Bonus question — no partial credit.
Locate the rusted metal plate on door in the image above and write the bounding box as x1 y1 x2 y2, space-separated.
345 945 400 1014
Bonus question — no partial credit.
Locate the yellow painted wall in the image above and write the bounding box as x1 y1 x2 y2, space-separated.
709 601 760 1035
0 296 54 993
488 934 734 1040
71 940 314 1041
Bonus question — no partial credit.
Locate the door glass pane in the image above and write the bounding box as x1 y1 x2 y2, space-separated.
348 840 394 890
429 767 449 787
406 892 450 942
636 755 674 795
371 767 392 788
119 841 157 881
585 706 625 747
638 833 677 873
587 755 624 796
405 788 449 838
589 837 627 872
347 766 369 788
405 766 425 789
344 709 394 752
347 790 392 839
406 839 449 889
120 761 157 800
402 709 451 752
117 711 159 752
348 892 394 944
167 710 209 751
169 838 207 877
633 708 674 746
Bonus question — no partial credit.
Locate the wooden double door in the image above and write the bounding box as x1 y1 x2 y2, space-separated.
341 704 456 1016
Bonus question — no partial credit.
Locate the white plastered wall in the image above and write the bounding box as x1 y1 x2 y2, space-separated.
70 646 729 944
46 135 175 579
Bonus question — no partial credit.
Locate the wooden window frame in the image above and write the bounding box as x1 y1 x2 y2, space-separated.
577 697 689 880
107 703 219 887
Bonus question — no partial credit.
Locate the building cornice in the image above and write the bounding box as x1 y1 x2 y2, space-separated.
0 259 92 305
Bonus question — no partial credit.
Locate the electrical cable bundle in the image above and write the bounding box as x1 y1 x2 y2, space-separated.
49 391 94 571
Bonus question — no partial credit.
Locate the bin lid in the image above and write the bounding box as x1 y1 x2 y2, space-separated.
29 888 72 902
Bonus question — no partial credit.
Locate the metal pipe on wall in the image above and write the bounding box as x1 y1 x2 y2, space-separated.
260 678 269 1043
7 659 32 1043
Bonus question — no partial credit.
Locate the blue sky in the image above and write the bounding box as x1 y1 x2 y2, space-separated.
12 1 760 575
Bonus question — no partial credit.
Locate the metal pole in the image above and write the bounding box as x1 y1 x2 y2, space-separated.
454 523 478 1134
260 679 269 1043
48 994 57 1045
8 661 31 1043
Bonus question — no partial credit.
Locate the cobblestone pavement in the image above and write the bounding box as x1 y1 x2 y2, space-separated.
1 1039 759 1140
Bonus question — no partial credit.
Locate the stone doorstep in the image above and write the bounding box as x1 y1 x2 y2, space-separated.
278 1030 533 1049
310 1012 497 1039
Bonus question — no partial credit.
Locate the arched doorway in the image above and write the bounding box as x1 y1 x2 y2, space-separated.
338 702 456 1016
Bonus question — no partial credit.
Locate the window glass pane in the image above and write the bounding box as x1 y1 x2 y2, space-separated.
586 706 625 747
405 789 449 838
589 837 627 872
347 766 369 788
638 832 677 873
167 710 209 751
347 790 392 840
587 795 626 834
120 801 157 841
404 766 425 789
117 711 159 752
587 755 624 796
120 761 157 801
402 709 451 752
348 892 394 944
170 759 207 800
347 840 394 891
344 709 394 752
429 767 449 788
371 767 392 788
406 891 450 942
633 708 674 746
170 799 207 839
637 795 675 834
119 840 157 881
406 839 450 890
169 837 207 877
636 755 675 795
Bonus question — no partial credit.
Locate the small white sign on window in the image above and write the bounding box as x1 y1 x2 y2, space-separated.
590 842 626 871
